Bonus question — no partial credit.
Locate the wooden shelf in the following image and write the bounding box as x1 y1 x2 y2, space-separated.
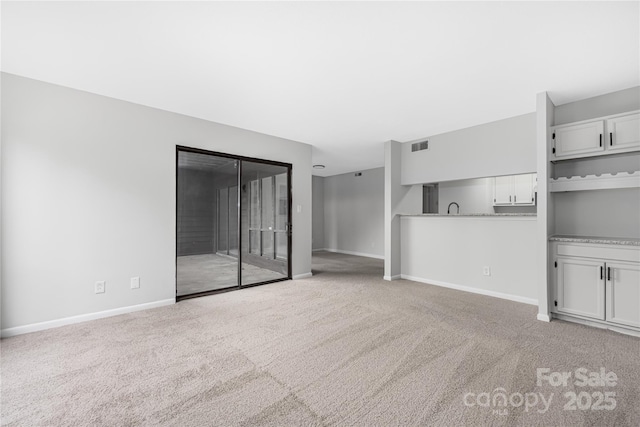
550 171 640 192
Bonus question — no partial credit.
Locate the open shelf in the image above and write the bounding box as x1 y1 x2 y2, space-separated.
550 171 640 192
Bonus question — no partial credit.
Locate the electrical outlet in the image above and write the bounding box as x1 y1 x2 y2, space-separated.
483 266 491 276
130 277 140 289
95 281 106 294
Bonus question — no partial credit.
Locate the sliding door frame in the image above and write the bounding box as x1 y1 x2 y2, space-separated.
175 145 292 301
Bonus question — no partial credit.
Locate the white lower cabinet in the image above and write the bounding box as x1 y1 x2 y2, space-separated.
606 261 640 328
552 241 640 332
556 256 605 320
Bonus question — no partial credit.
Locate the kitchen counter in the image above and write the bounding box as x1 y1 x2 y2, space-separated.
549 235 640 247
399 213 536 217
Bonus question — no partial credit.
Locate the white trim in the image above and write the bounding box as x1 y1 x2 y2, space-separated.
537 313 551 322
401 275 538 306
312 248 325 252
1 298 175 338
383 275 401 281
552 313 640 338
323 248 384 260
292 272 313 280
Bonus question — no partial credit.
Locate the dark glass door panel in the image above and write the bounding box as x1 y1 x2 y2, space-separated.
177 151 239 296
241 161 289 286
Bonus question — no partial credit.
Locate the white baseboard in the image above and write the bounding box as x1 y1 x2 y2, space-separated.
323 248 384 260
293 272 313 280
312 248 325 252
553 313 640 338
400 275 538 306
537 313 551 322
1 298 176 338
383 275 401 281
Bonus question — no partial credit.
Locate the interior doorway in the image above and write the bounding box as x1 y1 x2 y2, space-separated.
176 146 292 299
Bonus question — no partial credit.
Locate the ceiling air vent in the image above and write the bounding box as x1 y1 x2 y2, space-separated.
411 140 429 152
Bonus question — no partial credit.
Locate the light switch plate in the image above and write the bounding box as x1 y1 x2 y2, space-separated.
130 277 140 289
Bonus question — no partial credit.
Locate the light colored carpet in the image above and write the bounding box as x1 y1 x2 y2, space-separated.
2 251 639 426
177 254 285 295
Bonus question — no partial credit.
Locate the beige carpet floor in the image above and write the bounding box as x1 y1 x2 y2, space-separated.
1 251 639 426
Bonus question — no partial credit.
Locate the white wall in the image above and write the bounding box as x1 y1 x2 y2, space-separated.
312 175 325 250
554 86 640 125
401 216 538 304
323 167 385 258
1 73 313 332
554 189 640 239
401 113 536 185
438 178 494 215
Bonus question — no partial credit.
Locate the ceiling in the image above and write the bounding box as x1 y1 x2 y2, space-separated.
2 1 639 177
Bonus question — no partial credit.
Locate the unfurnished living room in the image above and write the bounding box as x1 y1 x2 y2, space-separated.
1 1 640 426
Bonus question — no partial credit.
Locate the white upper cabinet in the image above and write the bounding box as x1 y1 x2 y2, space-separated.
551 111 640 161
493 173 536 206
607 113 640 153
552 120 604 159
493 176 513 205
513 174 536 205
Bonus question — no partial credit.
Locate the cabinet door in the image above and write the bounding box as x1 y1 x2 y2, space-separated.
605 261 640 328
607 113 640 153
556 257 605 320
493 176 513 205
553 121 605 159
513 174 535 205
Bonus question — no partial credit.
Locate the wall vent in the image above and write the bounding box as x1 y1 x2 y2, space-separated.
411 140 429 152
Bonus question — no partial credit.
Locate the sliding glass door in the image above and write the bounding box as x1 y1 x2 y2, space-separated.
176 151 239 296
241 161 290 286
176 147 291 299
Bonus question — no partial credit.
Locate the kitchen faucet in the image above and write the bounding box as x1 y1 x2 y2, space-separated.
447 202 460 214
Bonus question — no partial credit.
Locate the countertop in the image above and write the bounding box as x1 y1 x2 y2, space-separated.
399 213 537 217
549 235 640 247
